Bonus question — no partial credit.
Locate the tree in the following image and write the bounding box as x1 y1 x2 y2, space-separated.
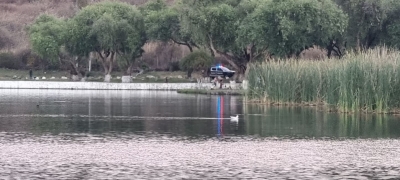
374 0 400 49
243 0 348 58
67 1 146 81
179 50 213 78
177 0 252 80
141 0 197 52
334 0 400 51
28 14 83 75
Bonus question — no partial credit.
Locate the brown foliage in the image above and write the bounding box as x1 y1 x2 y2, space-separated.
140 42 190 71
0 27 15 51
299 46 327 60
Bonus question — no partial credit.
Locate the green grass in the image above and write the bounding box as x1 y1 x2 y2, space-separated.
0 68 196 83
0 68 70 81
247 47 400 114
177 89 244 95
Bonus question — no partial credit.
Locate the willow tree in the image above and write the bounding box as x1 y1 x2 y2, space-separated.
67 2 146 81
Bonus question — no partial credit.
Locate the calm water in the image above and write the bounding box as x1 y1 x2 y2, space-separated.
0 89 400 179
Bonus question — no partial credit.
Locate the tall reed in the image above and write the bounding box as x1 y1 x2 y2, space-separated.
247 47 400 114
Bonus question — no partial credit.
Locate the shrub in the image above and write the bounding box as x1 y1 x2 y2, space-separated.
0 27 15 50
0 52 23 69
168 61 180 71
15 49 46 69
179 50 213 77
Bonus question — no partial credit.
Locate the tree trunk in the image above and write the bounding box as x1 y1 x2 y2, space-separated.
126 63 133 76
187 69 193 78
208 35 247 82
88 58 92 72
107 51 115 75
58 53 82 79
103 51 115 82
68 57 83 80
97 50 109 75
187 44 193 52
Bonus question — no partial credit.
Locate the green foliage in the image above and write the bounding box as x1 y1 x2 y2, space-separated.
247 47 400 114
179 1 238 51
243 0 348 57
380 1 400 49
335 0 400 49
140 0 171 41
139 0 167 15
142 0 196 52
28 14 67 64
63 1 147 76
68 1 146 58
179 51 213 71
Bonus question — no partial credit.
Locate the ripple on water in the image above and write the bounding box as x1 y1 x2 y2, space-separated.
0 133 400 179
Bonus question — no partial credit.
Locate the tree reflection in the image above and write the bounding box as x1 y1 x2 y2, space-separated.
2 89 399 139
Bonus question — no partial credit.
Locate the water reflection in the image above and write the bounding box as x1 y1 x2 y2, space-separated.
244 105 400 138
2 90 400 179
217 96 223 137
0 90 244 137
0 89 400 138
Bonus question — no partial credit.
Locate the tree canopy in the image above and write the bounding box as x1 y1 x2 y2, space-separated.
24 0 400 79
171 0 348 79
28 1 147 80
29 14 67 63
243 0 348 57
141 0 197 52
179 50 213 77
67 1 146 77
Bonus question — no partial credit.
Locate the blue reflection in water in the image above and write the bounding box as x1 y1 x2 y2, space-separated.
217 96 224 137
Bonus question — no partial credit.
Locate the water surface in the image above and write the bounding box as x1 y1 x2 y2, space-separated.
0 89 399 179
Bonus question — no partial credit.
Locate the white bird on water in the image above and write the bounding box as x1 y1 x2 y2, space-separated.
230 115 239 121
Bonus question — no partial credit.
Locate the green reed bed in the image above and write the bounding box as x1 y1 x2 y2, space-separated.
247 48 400 114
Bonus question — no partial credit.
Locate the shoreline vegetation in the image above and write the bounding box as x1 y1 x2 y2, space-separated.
246 48 400 114
177 89 244 95
0 69 198 83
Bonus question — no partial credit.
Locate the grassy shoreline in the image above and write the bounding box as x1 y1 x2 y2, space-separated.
0 69 198 83
177 89 244 95
247 48 400 114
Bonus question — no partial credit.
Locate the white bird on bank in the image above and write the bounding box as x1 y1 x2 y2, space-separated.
230 115 239 121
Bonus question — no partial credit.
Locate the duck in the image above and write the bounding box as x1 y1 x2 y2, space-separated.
230 115 239 121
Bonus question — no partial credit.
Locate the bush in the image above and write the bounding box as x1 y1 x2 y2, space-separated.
0 52 24 69
168 61 180 71
179 50 213 77
0 27 15 50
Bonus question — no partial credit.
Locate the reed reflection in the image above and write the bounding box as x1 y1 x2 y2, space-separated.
243 104 400 138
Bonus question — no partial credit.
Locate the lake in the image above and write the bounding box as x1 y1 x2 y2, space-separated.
0 89 399 179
